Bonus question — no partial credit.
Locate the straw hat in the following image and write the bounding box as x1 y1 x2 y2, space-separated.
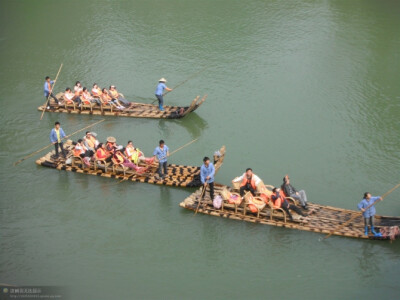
159 78 167 83
107 136 116 143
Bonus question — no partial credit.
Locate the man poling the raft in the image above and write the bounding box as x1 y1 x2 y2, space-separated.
155 78 172 111
358 193 383 237
50 121 67 159
200 156 215 201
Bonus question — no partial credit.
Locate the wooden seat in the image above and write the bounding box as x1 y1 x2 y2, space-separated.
99 96 113 113
244 192 266 218
220 188 242 213
81 100 96 112
62 94 77 111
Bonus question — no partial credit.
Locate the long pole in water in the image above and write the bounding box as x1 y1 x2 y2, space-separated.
324 182 400 239
151 66 208 104
14 119 105 166
40 63 63 120
194 183 208 215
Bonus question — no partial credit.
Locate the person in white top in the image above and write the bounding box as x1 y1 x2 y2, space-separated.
64 87 82 106
74 81 83 94
232 168 262 197
82 87 101 105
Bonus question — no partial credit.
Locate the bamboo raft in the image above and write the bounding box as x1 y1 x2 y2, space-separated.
180 184 400 241
35 141 226 188
38 93 207 119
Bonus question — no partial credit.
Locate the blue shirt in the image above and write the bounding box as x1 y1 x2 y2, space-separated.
50 127 66 143
200 163 215 184
357 196 381 218
153 145 169 163
44 80 54 97
155 83 166 96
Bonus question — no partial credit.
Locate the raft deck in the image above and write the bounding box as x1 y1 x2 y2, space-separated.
36 141 225 188
38 94 207 119
180 184 400 241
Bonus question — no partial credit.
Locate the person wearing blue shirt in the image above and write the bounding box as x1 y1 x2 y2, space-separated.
153 140 169 178
44 76 59 108
49 121 67 159
200 156 215 200
154 78 172 111
357 192 382 236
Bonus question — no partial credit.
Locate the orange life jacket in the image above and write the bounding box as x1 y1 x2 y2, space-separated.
241 175 256 190
74 144 85 157
272 192 286 208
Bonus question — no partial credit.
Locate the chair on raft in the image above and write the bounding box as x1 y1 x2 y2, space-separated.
243 192 266 218
98 97 114 113
94 154 112 173
61 94 77 111
220 188 242 213
80 99 96 112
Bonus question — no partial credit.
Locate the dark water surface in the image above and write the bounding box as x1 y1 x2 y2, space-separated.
1 0 399 299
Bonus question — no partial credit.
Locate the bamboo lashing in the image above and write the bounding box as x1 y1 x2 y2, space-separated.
194 183 208 215
151 66 208 104
14 119 105 166
324 182 400 239
40 63 63 120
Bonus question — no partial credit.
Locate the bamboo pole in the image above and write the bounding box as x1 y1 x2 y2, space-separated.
40 63 63 120
194 183 208 215
151 66 208 104
324 182 400 239
14 119 105 166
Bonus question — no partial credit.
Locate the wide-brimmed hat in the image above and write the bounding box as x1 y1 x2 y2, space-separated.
159 78 167 83
107 136 116 143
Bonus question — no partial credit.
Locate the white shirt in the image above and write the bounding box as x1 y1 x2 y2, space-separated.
233 173 262 185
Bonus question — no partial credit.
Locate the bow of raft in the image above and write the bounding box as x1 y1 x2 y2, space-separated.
38 94 207 119
180 184 400 241
36 141 225 188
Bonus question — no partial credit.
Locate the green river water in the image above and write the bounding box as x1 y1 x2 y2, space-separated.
1 1 399 299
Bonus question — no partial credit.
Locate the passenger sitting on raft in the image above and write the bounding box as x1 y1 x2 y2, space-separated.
83 131 99 152
105 136 123 154
125 141 155 165
74 81 83 94
82 87 101 106
109 85 131 107
232 168 262 197
101 88 124 110
74 139 94 167
96 143 112 162
64 87 82 106
91 83 102 98
271 187 308 221
112 150 147 173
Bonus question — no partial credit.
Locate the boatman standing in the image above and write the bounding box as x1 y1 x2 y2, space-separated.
44 76 59 108
200 156 215 200
358 192 382 236
153 140 169 179
155 78 172 111
50 121 67 159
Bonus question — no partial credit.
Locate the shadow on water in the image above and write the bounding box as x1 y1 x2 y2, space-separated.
158 113 208 140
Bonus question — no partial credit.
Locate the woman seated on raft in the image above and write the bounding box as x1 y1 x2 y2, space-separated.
64 87 82 106
271 187 308 221
112 150 148 174
96 143 112 163
101 88 124 110
91 83 102 98
125 141 155 165
109 85 131 107
74 139 94 167
82 87 101 106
